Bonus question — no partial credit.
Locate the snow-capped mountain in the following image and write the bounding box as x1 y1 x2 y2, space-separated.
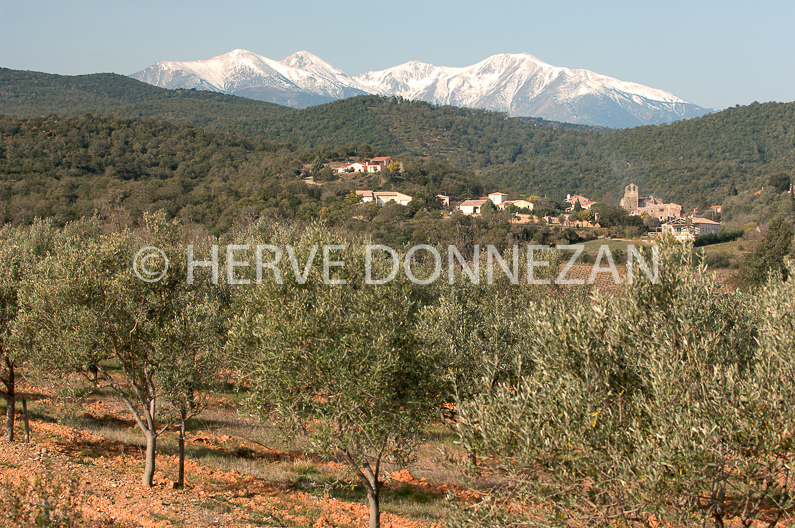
131 50 710 127
131 49 368 108
354 53 710 127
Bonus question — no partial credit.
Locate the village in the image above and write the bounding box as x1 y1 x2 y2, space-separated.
324 156 725 240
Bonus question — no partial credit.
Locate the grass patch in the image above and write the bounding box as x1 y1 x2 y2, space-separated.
697 237 754 267
196 496 233 514
422 423 458 447
390 484 438 503
382 484 454 522
149 512 185 527
287 475 453 524
291 459 320 476
581 238 639 254
16 401 60 424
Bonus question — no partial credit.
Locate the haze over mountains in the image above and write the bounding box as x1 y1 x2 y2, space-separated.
131 49 711 128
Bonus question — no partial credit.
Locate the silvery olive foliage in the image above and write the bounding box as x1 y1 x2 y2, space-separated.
3 210 793 528
0 220 57 442
445 243 795 527
14 213 227 488
227 220 444 528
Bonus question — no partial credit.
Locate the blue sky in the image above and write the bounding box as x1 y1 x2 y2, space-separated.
1 0 793 110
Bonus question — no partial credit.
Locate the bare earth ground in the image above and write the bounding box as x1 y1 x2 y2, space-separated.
0 381 467 528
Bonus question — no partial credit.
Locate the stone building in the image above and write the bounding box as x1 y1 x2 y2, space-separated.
662 216 722 240
620 183 682 220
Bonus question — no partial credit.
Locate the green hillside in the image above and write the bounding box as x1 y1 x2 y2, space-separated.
486 102 795 203
1 68 793 212
0 113 492 236
284 97 794 211
0 68 291 125
0 113 302 230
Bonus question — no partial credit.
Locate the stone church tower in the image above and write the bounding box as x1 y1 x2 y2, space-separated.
621 183 639 213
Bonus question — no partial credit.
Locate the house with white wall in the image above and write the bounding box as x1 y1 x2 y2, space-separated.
458 198 489 215
662 216 722 240
334 157 393 174
356 190 412 206
692 217 722 235
457 192 515 215
335 162 368 173
487 192 509 205
368 157 391 172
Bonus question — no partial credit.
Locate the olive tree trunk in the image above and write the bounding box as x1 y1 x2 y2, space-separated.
177 420 186 489
2 357 14 442
22 396 30 443
3 392 13 442
344 451 382 528
95 365 161 488
366 479 380 528
143 431 157 487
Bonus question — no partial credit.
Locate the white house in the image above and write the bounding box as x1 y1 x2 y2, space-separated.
458 198 490 215
335 157 392 174
457 192 513 215
375 192 412 206
565 199 596 211
662 217 722 240
691 216 722 235
487 192 509 205
368 157 391 172
335 162 368 173
356 190 412 206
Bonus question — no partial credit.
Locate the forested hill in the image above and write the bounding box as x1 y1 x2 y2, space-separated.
0 68 292 124
0 113 489 231
485 101 795 206
1 68 794 208
0 113 303 230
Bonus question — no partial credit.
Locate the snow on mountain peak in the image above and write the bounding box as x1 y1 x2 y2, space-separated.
280 50 349 79
131 50 710 127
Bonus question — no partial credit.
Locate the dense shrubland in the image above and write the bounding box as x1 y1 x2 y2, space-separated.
0 114 489 236
0 113 603 250
2 213 794 527
3 111 738 252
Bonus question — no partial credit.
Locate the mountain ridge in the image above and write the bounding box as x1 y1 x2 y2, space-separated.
132 49 368 108
131 49 711 128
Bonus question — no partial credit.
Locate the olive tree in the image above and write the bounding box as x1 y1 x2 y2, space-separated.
419 246 578 414
16 214 226 487
0 228 25 442
155 286 227 489
448 243 795 527
228 222 441 528
0 220 56 441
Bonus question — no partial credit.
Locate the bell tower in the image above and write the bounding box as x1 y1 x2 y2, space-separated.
621 183 639 212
